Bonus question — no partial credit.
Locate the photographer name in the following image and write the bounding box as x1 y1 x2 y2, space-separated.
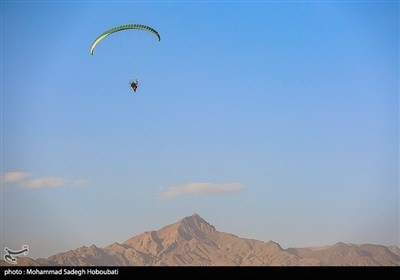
4 268 119 276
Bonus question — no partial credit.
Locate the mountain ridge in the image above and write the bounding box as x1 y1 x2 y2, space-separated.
1 214 399 266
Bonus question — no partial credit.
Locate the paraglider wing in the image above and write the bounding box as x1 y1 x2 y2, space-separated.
90 24 161 55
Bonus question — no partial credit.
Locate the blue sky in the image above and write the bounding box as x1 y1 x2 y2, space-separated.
1 1 398 259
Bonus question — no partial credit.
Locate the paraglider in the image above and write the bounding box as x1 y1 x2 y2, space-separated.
90 24 160 93
130 80 139 92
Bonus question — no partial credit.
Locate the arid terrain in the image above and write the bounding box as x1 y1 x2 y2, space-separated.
2 214 399 266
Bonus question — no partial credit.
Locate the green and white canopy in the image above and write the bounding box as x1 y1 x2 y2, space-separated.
90 24 161 55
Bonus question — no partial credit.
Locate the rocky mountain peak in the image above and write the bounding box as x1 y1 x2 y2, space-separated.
178 213 216 235
2 214 398 266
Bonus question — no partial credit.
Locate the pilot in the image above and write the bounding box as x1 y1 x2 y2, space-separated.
130 80 139 92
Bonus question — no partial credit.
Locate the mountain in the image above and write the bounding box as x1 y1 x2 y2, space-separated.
1 214 399 266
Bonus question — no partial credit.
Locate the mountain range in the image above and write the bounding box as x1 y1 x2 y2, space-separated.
2 214 399 266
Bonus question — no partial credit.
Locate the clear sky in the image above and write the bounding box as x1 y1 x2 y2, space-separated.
1 1 398 259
